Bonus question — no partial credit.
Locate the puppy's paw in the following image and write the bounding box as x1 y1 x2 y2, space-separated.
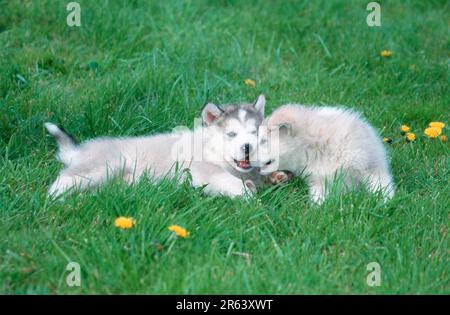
268 170 294 185
244 179 257 194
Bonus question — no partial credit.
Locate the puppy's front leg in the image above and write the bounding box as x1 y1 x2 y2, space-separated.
200 172 256 198
308 177 326 204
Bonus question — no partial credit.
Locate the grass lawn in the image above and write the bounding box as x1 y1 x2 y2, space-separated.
0 0 448 294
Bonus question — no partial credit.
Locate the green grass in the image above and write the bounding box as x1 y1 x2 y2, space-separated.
0 0 449 294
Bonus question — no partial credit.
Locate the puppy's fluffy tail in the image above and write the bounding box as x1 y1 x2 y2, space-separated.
45 122 77 165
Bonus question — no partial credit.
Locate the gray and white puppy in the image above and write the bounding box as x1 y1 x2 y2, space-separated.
45 95 268 198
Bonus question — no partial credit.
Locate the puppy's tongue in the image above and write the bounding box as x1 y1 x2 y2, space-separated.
237 160 250 168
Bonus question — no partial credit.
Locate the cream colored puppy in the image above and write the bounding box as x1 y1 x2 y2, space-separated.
255 104 395 203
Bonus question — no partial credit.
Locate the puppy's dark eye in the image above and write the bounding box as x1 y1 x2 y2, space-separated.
265 159 274 166
227 131 237 138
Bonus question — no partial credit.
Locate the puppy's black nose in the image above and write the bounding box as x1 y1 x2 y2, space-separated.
241 143 252 153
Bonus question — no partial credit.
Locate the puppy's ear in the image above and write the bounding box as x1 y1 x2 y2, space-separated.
272 123 292 136
268 118 292 136
253 94 265 116
278 123 292 133
201 103 224 126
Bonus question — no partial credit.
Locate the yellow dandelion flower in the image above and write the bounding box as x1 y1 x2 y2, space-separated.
383 137 392 144
424 127 442 138
115 217 135 229
244 78 256 88
168 225 189 238
400 125 410 134
380 50 393 58
405 132 416 142
440 135 447 142
429 122 445 129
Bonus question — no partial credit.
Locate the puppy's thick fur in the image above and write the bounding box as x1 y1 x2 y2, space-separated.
257 105 395 203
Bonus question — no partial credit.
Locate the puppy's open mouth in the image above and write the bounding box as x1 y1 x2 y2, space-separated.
233 158 252 170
